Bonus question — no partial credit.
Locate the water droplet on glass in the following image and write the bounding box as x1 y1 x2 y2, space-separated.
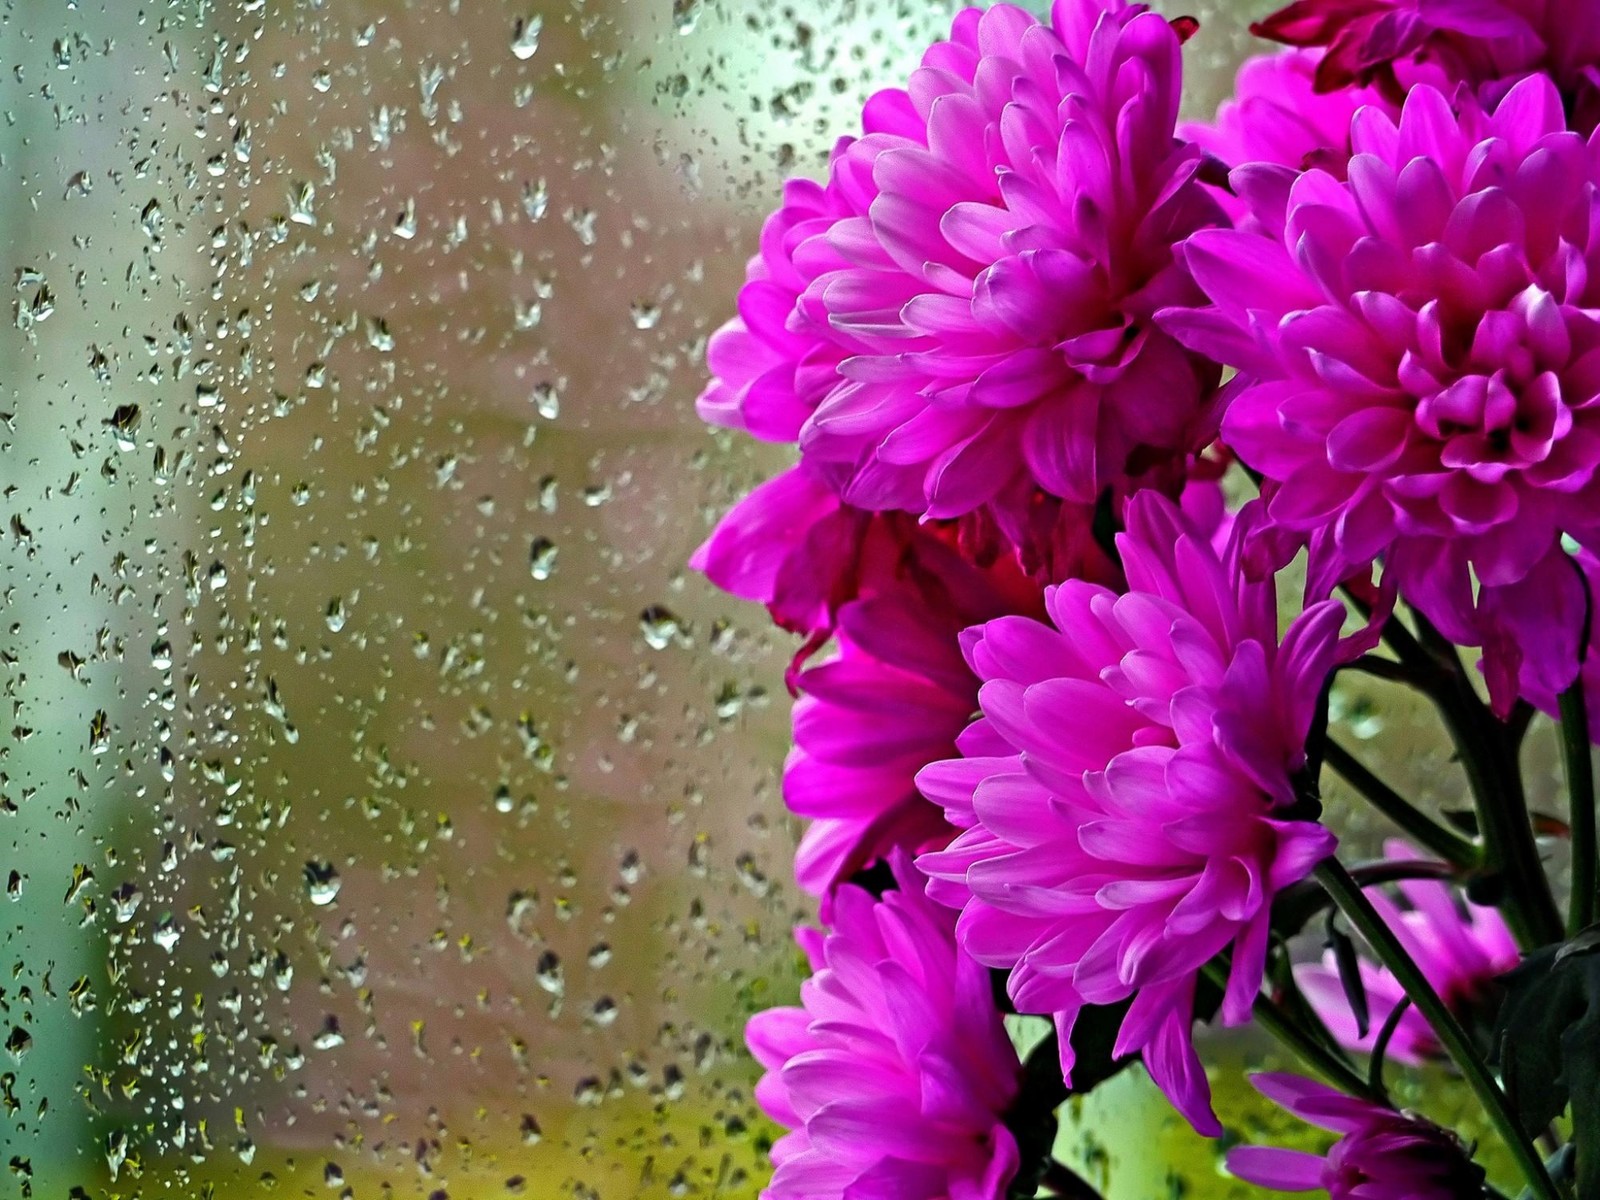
534 950 563 995
672 0 702 34
394 197 417 240
289 181 316 225
511 15 542 60
312 1016 345 1049
152 916 181 952
325 596 346 633
531 381 560 420
522 178 548 221
639 606 681 650
303 860 342 906
5 1027 31 1062
528 537 557 581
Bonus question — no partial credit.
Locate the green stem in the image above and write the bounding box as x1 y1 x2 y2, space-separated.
1323 740 1481 868
1315 858 1564 1200
1559 678 1597 937
1441 687 1562 948
1366 995 1411 1102
1397 612 1563 949
1201 958 1379 1104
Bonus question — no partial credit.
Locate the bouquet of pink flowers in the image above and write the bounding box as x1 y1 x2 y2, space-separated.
694 2 1600 1196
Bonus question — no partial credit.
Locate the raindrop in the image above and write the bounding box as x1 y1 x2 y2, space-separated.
289 181 316 225
394 197 417 239
366 317 394 352
105 403 141 450
534 950 563 995
531 381 560 419
672 0 702 34
510 15 542 60
4 1027 30 1062
639 606 681 650
152 916 180 952
312 1016 345 1050
303 860 342 906
528 537 558 581
88 709 110 754
522 178 548 221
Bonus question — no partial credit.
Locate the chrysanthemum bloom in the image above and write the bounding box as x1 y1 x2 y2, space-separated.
786 526 1043 906
1183 49 1388 181
917 493 1351 1135
1295 841 1518 1064
691 465 856 638
1229 1073 1489 1198
1251 0 1543 92
692 461 1116 643
747 855 1022 1200
1162 76 1600 709
1253 0 1600 131
698 0 1224 538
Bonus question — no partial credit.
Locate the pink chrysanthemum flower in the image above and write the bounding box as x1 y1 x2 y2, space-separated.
1295 841 1518 1064
916 492 1353 1135
1183 49 1389 181
1229 1073 1488 1199
692 461 1118 643
746 855 1022 1200
698 0 1224 531
1253 0 1600 131
1162 76 1600 709
692 465 855 638
1251 0 1544 93
786 527 1043 906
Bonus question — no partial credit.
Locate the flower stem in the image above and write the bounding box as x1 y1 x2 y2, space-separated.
1393 612 1563 949
1559 678 1597 937
1314 857 1564 1200
1201 958 1379 1104
1323 740 1481 868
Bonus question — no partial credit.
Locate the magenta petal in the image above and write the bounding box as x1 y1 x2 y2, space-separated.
1226 1146 1325 1191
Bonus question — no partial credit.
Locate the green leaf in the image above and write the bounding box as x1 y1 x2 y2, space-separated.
1492 925 1600 1199
1326 908 1370 1039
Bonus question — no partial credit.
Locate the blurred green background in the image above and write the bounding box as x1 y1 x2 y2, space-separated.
0 1 1544 1197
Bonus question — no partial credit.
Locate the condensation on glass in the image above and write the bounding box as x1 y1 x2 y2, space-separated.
0 1 1501 1198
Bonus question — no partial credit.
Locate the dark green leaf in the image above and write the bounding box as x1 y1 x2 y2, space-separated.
1325 909 1370 1039
1492 925 1600 1198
